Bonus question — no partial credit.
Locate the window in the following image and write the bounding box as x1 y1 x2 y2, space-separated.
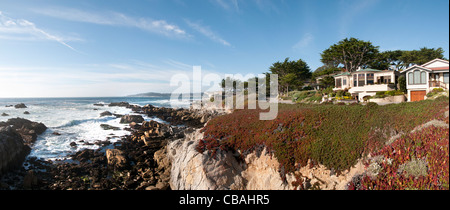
408 72 414 85
420 72 427 84
358 74 365 86
335 78 342 88
367 73 374 85
414 71 421 84
409 70 427 85
353 74 357 87
444 73 449 84
343 78 347 86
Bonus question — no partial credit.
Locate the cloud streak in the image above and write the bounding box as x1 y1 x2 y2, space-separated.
338 0 380 37
0 60 223 97
212 0 240 12
32 7 188 38
0 11 79 52
185 20 231 47
293 33 314 50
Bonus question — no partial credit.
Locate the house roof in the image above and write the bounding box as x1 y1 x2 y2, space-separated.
333 72 351 77
429 67 449 71
356 68 382 72
400 65 431 73
421 58 449 68
400 58 450 73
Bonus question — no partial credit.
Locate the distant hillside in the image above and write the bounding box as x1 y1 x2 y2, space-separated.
127 92 172 97
128 92 203 97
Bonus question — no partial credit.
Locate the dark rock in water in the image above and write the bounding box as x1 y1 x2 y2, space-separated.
113 114 124 118
93 103 105 107
109 102 130 107
100 124 121 131
120 115 144 124
52 132 61 136
94 140 111 146
70 142 77 147
14 103 27 109
5 105 13 108
23 111 30 115
1 113 8 116
100 111 113 117
0 118 47 145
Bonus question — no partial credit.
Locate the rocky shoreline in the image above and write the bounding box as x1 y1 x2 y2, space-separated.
0 102 223 190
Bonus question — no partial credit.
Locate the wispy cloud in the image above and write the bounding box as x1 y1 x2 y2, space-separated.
164 59 193 70
0 11 80 52
185 19 231 47
0 60 223 97
293 33 314 50
253 0 281 14
338 0 380 37
32 7 188 38
212 0 240 12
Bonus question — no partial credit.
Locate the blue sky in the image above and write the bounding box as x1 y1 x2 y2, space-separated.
0 0 448 97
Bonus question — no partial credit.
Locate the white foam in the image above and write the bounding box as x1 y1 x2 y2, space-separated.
1 98 174 160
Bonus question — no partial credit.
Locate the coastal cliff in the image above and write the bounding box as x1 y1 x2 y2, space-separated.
166 98 449 190
166 128 368 190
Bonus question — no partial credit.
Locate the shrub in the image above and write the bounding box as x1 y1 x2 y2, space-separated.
397 158 428 178
427 88 445 98
322 87 334 96
375 91 385 96
398 75 407 93
336 90 344 98
385 91 396 96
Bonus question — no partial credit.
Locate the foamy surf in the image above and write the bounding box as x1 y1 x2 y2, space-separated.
0 97 184 160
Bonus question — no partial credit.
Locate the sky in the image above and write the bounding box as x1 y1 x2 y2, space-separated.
0 0 449 97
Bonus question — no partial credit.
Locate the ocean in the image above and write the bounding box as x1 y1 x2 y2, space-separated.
0 97 192 160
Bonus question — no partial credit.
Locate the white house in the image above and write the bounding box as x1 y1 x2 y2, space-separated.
400 58 449 102
333 68 400 101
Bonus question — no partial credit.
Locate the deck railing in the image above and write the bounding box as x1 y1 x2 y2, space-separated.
429 81 447 89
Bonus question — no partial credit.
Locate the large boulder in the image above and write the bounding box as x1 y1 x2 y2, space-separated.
100 111 113 117
0 118 47 145
106 149 128 170
108 102 130 107
0 126 31 175
14 103 27 109
120 115 144 124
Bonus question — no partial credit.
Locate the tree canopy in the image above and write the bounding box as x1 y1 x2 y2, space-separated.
369 47 446 70
321 37 379 72
268 58 311 95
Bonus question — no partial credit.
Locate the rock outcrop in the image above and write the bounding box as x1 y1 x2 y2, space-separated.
0 118 47 176
0 118 47 145
167 128 367 190
14 103 27 109
120 115 144 124
167 129 245 190
141 105 220 128
0 126 31 175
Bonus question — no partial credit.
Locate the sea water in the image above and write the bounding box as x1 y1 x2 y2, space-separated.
0 97 191 160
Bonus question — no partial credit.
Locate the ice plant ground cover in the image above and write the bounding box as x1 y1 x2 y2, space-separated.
352 125 449 190
198 96 449 189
